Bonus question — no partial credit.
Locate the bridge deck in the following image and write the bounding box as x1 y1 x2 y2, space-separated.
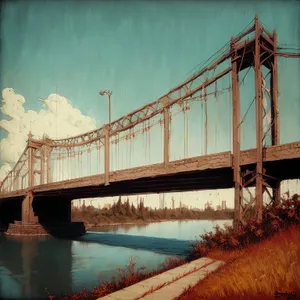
1 142 300 200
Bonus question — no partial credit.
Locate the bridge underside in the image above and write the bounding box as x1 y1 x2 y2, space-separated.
29 156 300 200
0 147 299 232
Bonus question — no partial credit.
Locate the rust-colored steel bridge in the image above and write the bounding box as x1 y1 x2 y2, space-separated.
0 15 300 230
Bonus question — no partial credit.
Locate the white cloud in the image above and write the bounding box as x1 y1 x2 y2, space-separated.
0 88 97 181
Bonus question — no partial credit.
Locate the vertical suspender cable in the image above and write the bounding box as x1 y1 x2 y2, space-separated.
78 149 80 178
161 115 163 162
89 146 91 176
215 81 219 152
187 102 189 157
201 91 204 155
130 129 132 168
117 134 120 170
228 75 232 152
149 120 151 164
144 122 147 165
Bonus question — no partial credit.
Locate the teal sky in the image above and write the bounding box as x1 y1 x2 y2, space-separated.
1 0 300 207
1 0 299 132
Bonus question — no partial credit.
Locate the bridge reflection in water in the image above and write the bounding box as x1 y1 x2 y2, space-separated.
0 229 186 300
0 235 72 300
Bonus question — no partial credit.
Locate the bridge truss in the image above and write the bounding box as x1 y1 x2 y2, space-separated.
0 15 299 227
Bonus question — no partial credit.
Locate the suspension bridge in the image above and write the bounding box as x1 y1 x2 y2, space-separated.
0 15 300 234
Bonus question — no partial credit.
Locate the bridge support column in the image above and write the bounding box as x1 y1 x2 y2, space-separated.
104 125 110 186
254 15 263 222
270 30 281 205
231 38 242 228
271 29 280 146
204 85 208 155
22 192 38 224
272 181 281 205
45 147 52 184
163 107 170 165
21 132 38 225
40 147 45 185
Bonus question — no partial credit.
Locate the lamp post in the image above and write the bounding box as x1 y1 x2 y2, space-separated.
99 89 112 126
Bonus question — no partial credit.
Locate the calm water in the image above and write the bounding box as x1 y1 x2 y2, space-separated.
0 220 232 300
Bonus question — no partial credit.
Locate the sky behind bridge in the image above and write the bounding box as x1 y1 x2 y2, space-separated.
0 0 299 208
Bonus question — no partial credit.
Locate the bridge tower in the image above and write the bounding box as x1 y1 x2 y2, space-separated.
22 132 55 225
232 15 280 227
22 132 38 224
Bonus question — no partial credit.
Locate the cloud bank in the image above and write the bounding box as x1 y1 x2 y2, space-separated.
0 88 97 181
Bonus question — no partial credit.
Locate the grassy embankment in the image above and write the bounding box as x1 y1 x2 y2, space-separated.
56 195 299 300
179 225 300 300
179 194 300 300
72 197 233 227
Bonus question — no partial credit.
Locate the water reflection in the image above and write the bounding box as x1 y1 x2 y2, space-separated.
91 223 149 233
0 234 175 299
0 220 232 300
90 220 232 241
0 235 72 299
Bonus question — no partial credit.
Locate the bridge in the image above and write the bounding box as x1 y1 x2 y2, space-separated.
0 15 299 233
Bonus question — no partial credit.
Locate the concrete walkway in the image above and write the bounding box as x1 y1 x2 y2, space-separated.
98 257 225 300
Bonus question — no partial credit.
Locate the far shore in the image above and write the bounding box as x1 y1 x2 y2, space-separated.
85 218 233 229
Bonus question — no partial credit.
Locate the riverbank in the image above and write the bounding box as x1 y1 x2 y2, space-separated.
179 225 300 299
62 195 299 300
59 225 299 300
85 218 232 230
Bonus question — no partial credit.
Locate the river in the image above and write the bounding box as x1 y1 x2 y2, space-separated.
0 219 232 300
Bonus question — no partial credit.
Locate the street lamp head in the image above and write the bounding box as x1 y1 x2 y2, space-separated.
99 89 112 96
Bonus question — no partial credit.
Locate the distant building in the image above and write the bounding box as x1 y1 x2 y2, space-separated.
172 197 175 210
159 194 165 209
222 201 226 210
204 201 212 210
216 205 222 211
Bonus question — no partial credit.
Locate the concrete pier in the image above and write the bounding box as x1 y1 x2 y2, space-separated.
5 221 86 237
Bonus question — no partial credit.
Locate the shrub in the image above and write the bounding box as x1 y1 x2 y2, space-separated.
188 194 300 260
57 256 185 300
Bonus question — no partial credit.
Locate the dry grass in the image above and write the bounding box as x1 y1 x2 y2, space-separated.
57 257 186 300
179 225 300 300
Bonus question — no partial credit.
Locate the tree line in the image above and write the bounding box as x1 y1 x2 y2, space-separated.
71 197 234 225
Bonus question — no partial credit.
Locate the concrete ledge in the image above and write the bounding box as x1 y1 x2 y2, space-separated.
140 260 224 300
5 223 49 236
4 222 86 237
98 257 225 300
